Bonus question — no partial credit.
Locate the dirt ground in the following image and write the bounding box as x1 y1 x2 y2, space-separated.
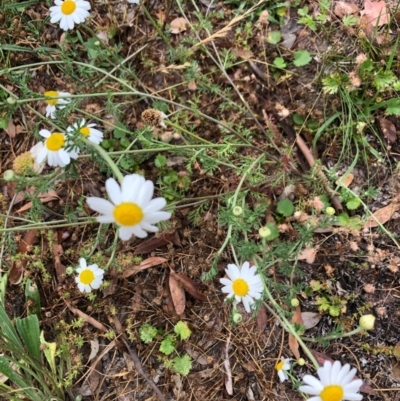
2 0 400 400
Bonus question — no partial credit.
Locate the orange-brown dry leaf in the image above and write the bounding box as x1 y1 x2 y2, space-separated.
5 120 23 138
361 0 390 27
170 272 207 301
288 306 303 359
324 264 335 277
169 273 186 315
122 257 167 278
335 173 354 188
256 304 268 332
333 1 360 18
298 246 317 264
170 17 187 34
378 117 397 145
16 190 59 213
363 202 400 228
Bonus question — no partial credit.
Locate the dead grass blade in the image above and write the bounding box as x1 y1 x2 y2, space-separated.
223 332 233 395
65 301 107 332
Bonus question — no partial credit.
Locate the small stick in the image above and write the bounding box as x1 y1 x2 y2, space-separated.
113 316 166 401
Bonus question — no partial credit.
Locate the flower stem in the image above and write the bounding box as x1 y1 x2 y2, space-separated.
301 326 364 343
84 139 124 184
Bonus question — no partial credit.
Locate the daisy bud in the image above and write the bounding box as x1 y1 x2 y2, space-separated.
291 298 299 307
232 311 242 324
232 206 243 216
7 96 16 105
3 169 15 181
325 207 335 216
259 226 271 238
359 314 375 330
297 357 305 366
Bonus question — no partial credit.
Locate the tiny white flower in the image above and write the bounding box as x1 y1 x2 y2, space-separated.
276 357 291 382
299 360 363 401
75 258 104 293
220 262 263 313
67 119 104 144
127 0 140 3
44 90 71 118
49 0 91 31
86 174 171 241
32 129 78 168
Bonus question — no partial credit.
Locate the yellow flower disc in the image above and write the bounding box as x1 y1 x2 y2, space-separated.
46 133 65 151
61 0 76 15
79 269 95 285
44 90 59 106
232 278 249 297
320 385 344 401
276 361 284 371
113 202 143 226
80 127 90 137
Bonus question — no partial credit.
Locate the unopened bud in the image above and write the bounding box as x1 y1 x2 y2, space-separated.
232 206 243 216
232 312 242 324
359 314 375 330
3 169 15 181
325 207 335 216
7 96 17 105
297 358 305 366
291 298 299 307
259 226 271 238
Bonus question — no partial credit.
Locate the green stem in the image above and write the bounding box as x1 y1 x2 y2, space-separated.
84 139 124 184
301 326 364 343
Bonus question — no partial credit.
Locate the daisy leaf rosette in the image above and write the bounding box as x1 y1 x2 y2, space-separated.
299 360 363 401
75 258 104 293
86 174 171 241
220 261 263 313
31 129 78 168
66 119 104 144
50 0 91 31
44 90 71 119
276 357 291 382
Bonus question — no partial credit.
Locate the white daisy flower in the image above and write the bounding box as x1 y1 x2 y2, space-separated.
299 360 363 401
49 0 91 31
32 129 78 168
44 90 71 119
75 258 104 293
276 357 291 382
86 174 171 241
66 119 103 144
220 261 263 313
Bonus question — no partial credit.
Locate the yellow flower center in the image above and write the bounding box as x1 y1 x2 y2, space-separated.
79 269 95 285
46 133 65 151
44 90 60 106
80 127 90 137
61 0 76 15
113 203 143 226
232 278 249 297
276 361 284 371
320 385 344 401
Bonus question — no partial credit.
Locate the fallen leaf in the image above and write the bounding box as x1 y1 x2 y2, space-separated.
133 232 180 254
65 301 107 332
378 117 397 145
363 202 400 228
298 246 318 264
256 304 268 332
187 81 197 91
288 306 303 359
169 273 186 315
335 173 354 188
361 0 390 27
232 47 253 60
122 257 167 278
5 120 15 138
53 243 66 284
333 1 360 18
301 312 322 330
170 271 207 301
88 338 100 362
170 17 187 34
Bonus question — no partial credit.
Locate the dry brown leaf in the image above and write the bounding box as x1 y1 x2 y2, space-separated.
378 117 397 145
298 246 318 264
5 120 16 138
256 304 268 332
363 202 400 228
16 191 59 213
134 232 180 254
65 301 107 332
361 0 390 27
170 272 207 301
232 47 254 60
187 81 197 91
301 312 322 330
333 1 360 18
223 333 233 395
288 306 303 359
123 257 167 278
335 173 354 188
170 17 187 34
169 273 186 315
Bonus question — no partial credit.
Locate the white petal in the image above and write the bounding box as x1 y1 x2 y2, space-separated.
241 296 251 313
130 225 148 238
96 215 116 223
337 363 351 383
341 367 357 386
118 226 135 241
302 375 324 391
142 211 171 224
241 261 250 274
77 282 85 292
343 393 362 401
39 129 51 138
105 178 122 205
136 180 154 206
143 197 166 213
86 197 114 215
226 264 240 281
220 278 233 287
139 222 159 232
58 150 71 166
121 174 139 202
36 147 48 164
298 385 321 396
79 258 87 269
